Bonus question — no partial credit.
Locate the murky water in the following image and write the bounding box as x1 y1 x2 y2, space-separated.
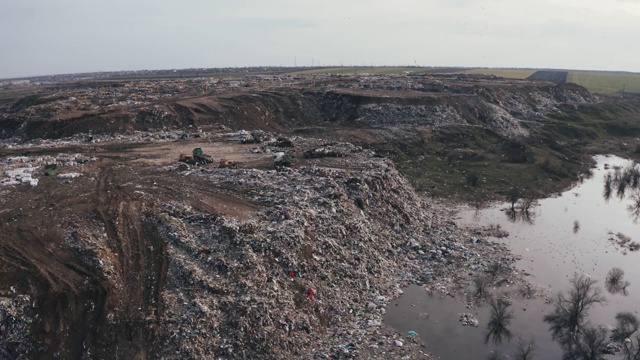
385 155 639 359
384 286 562 359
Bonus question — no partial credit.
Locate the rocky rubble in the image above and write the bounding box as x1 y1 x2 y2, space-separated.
459 313 480 327
0 129 208 150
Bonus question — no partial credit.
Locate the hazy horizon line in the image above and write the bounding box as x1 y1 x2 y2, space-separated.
3 65 640 82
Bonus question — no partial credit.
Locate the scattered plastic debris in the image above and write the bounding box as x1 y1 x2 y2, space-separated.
56 172 82 179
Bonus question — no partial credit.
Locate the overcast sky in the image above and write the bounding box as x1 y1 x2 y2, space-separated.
2 0 639 78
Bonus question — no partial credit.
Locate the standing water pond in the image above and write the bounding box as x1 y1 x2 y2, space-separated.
385 155 640 359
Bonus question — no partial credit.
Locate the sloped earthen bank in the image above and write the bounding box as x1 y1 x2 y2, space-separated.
0 76 594 142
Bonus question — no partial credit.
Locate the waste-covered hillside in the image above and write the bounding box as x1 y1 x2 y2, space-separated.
0 132 525 359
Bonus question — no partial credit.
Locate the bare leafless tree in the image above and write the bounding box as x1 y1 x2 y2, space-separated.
613 312 640 342
573 220 580 234
574 325 608 360
604 173 613 202
514 336 536 360
606 267 630 295
628 192 640 224
606 164 640 201
505 208 535 224
474 275 491 299
519 193 538 213
507 187 522 210
487 350 505 360
543 274 606 355
622 334 640 360
485 296 514 345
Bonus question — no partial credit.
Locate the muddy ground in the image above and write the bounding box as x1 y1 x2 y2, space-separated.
1 74 640 359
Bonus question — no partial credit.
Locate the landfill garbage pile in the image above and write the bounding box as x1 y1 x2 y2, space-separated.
1 153 94 187
1 71 598 146
459 313 480 327
143 138 526 359
0 295 34 358
356 100 530 138
0 129 209 150
0 133 528 359
304 144 348 159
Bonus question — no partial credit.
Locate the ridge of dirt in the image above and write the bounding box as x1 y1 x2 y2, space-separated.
0 74 594 142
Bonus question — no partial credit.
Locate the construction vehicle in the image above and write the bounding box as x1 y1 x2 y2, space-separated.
274 152 294 168
44 164 58 176
219 159 239 168
179 148 214 166
192 148 213 165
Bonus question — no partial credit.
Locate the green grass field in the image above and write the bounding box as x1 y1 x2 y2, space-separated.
451 68 640 94
455 68 536 79
567 71 640 94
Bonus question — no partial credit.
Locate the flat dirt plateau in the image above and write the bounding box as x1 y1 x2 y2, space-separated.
2 73 638 359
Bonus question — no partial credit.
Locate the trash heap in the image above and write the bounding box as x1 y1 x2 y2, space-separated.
0 295 33 358
2 164 38 187
227 130 295 151
304 144 349 159
239 130 274 144
0 135 526 359
0 129 210 150
459 313 480 327
1 153 94 187
146 138 525 359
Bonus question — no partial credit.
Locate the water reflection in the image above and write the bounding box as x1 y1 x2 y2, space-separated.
605 267 630 296
543 274 607 359
604 173 613 202
505 208 536 224
628 191 640 224
572 220 580 234
514 337 536 360
486 350 505 360
612 312 639 342
485 297 514 345
488 338 537 360
603 162 640 223
453 155 640 359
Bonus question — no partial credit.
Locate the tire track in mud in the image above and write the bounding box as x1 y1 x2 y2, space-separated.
0 163 169 359
0 212 110 359
91 165 168 359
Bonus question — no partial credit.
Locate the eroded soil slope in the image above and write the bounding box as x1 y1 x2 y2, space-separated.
0 142 261 358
